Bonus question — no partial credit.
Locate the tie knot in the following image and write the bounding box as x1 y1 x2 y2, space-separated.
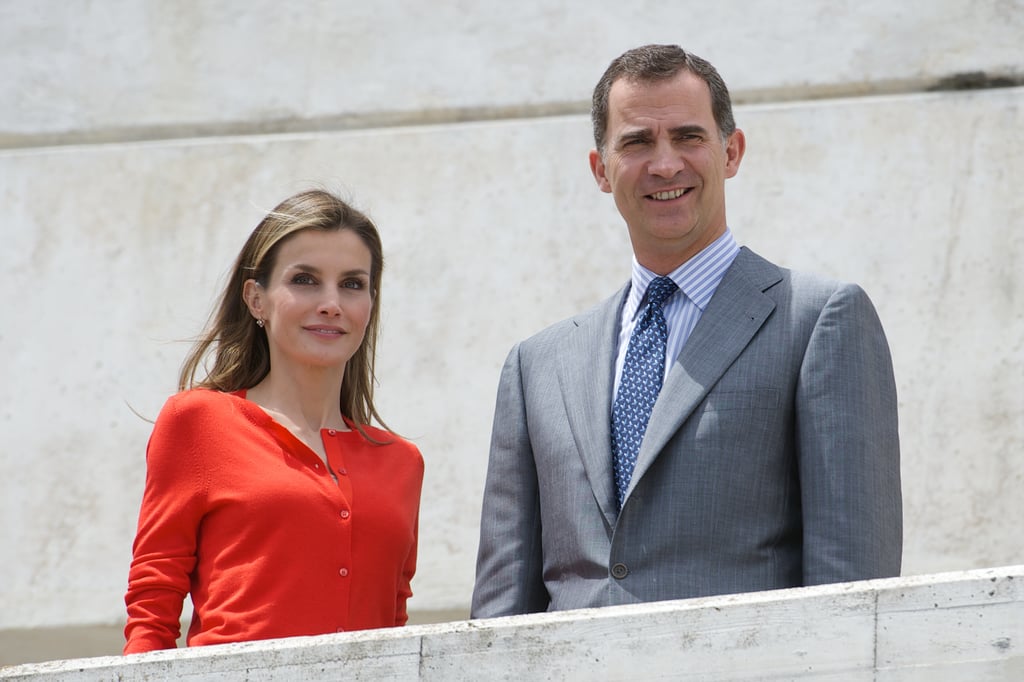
645 276 678 309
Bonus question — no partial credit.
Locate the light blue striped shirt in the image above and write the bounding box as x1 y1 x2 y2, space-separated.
613 229 741 400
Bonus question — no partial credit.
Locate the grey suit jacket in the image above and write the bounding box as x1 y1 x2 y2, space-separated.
471 247 902 617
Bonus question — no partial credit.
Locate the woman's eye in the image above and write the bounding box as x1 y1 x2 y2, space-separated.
342 279 365 290
292 274 316 285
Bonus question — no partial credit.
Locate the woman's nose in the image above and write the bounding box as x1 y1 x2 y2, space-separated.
318 295 343 316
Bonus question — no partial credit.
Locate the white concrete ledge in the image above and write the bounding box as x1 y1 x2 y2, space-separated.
3 565 1021 681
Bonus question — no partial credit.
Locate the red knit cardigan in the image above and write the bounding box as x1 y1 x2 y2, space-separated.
124 389 423 654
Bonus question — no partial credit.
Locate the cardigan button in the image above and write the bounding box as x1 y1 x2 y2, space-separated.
328 429 337 436
611 563 629 579
339 568 349 577
340 510 350 519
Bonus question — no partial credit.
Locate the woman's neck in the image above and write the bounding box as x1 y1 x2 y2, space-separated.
246 364 349 434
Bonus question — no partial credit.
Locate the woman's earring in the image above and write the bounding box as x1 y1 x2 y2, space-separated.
256 318 265 328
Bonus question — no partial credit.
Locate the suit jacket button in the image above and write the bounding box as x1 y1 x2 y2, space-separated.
611 563 629 579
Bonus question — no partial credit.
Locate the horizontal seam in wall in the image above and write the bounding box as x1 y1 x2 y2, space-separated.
2 73 1022 152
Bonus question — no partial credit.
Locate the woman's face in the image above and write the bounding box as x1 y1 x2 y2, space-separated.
244 229 374 373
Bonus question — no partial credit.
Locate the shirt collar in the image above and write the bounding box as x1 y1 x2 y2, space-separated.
624 228 741 321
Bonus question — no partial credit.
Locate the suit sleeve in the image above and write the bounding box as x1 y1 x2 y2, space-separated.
471 343 549 617
796 283 903 584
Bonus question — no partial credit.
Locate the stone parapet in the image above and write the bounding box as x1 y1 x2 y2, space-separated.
3 566 1022 681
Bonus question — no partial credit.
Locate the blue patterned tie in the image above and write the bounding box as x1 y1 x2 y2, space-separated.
611 276 678 510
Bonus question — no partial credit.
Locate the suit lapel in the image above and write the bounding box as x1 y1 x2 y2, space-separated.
557 286 627 527
626 248 783 499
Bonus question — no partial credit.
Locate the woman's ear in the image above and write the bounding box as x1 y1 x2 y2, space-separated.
242 279 264 321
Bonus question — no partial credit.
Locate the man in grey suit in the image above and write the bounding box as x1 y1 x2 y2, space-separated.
471 44 902 616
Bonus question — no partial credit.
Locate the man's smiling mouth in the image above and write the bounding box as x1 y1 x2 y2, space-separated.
649 188 690 201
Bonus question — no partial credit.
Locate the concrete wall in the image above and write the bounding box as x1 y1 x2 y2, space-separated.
2 0 1022 665
4 566 1023 680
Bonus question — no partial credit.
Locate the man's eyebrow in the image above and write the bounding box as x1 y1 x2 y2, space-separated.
616 129 653 145
668 124 710 137
615 124 711 146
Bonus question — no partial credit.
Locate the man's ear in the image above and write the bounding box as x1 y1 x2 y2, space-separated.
589 149 613 194
724 129 746 179
242 279 263 320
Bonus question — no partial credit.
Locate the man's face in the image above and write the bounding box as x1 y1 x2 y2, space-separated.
589 70 745 273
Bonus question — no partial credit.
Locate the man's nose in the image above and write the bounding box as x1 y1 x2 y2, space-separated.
648 141 684 178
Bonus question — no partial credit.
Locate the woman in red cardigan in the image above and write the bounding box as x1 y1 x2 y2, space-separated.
124 189 424 654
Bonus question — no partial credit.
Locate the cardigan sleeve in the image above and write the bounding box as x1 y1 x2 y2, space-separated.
394 504 419 626
394 440 424 626
123 392 210 654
